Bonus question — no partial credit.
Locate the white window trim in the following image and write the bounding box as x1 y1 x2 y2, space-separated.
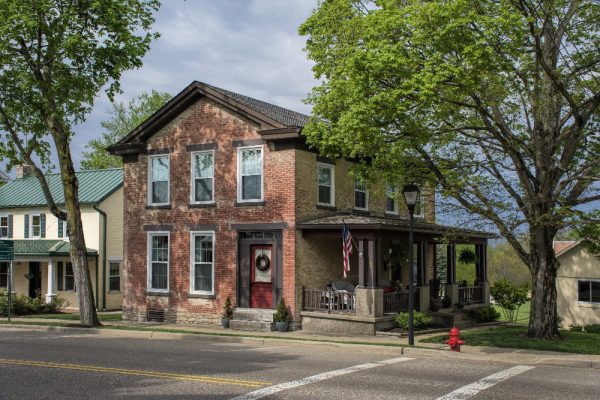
64 261 75 291
30 213 42 239
0 213 8 239
189 231 216 295
147 154 170 206
190 150 215 205
147 231 170 293
58 218 68 239
108 262 121 293
577 279 600 304
317 163 335 207
385 185 399 215
354 181 369 211
237 146 264 203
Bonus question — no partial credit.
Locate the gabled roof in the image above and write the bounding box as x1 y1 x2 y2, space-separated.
297 212 496 240
12 240 97 256
0 171 10 183
0 168 123 209
109 81 310 155
554 240 580 257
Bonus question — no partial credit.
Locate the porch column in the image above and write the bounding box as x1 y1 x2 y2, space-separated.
367 239 375 288
475 244 484 284
45 259 56 304
358 240 365 288
446 244 458 307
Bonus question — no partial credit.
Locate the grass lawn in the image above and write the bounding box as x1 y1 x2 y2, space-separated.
493 301 530 324
421 326 600 355
23 312 122 322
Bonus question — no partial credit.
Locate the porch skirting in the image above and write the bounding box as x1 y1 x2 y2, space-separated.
300 311 396 336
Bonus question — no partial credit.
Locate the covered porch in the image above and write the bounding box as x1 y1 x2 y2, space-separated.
296 213 494 335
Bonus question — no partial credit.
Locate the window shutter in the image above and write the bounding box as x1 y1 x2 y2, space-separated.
58 218 63 238
7 215 12 238
57 262 63 291
40 214 46 238
24 214 29 238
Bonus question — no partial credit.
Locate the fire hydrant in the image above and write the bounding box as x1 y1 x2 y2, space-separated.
445 327 465 352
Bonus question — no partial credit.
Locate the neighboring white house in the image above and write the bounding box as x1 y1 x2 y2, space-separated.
0 167 124 310
556 241 600 328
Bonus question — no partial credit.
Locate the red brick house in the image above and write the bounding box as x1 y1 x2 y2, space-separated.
109 81 493 333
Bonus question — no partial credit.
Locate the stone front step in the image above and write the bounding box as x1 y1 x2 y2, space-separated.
229 320 275 332
232 308 275 323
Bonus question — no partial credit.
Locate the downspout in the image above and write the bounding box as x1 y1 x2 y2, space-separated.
93 204 107 310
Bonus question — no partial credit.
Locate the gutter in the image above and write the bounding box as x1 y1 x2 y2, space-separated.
93 204 107 310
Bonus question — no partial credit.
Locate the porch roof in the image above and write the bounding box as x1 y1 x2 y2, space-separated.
297 212 495 240
11 240 98 257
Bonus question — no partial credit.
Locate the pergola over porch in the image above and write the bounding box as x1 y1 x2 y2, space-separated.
296 212 495 335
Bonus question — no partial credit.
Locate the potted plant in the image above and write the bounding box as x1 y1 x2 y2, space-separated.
274 298 291 332
221 296 233 328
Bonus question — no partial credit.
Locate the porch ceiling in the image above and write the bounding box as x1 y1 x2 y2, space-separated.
10 240 98 257
297 212 495 241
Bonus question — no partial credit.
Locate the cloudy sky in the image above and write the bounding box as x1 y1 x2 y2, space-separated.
2 0 318 177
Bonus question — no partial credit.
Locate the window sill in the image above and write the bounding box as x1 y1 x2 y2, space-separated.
187 293 216 299
385 212 399 218
235 201 266 207
316 204 336 211
353 209 370 215
189 203 216 209
146 291 170 297
108 291 121 294
146 205 171 210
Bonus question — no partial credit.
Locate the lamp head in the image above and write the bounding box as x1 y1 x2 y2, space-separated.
402 184 420 213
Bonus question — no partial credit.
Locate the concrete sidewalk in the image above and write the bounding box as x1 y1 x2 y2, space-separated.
3 317 599 369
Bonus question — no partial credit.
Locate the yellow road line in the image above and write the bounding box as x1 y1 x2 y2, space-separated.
0 358 269 388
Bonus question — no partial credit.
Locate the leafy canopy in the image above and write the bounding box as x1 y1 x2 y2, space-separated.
81 90 171 170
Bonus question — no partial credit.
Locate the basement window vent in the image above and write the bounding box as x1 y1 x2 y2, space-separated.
146 309 165 323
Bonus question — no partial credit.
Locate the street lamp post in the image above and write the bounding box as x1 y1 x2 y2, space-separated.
402 183 419 346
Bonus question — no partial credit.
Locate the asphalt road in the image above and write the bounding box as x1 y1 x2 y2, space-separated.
0 327 598 400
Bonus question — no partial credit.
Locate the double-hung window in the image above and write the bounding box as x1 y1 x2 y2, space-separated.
64 262 75 291
354 180 369 211
0 215 8 238
317 163 334 206
31 214 42 238
238 147 263 202
414 195 425 218
191 151 214 203
190 232 215 295
385 185 398 214
148 233 169 292
0 262 8 288
149 155 170 205
109 262 121 292
578 280 600 303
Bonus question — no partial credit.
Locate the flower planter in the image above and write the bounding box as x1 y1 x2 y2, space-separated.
221 318 230 329
275 321 288 332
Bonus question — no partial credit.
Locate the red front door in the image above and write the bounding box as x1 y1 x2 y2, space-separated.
250 245 273 308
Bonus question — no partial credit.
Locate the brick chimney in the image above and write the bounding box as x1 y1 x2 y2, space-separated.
15 163 33 179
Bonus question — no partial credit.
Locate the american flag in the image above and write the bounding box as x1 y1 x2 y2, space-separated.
342 222 353 278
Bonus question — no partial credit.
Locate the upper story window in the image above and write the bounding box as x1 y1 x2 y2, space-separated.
149 155 170 205
354 180 369 211
0 215 8 238
578 280 600 303
317 163 335 206
414 195 425 218
190 232 215 295
31 214 42 238
58 218 67 238
385 185 398 214
191 151 214 204
238 147 263 202
147 232 169 292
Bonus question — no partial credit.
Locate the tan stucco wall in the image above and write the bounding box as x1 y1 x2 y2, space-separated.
557 245 600 327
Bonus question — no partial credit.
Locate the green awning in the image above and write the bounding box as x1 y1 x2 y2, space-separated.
11 240 98 257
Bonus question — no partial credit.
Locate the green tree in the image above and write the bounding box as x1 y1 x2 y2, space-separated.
81 90 171 170
488 242 530 287
300 0 599 339
0 0 160 326
490 279 529 323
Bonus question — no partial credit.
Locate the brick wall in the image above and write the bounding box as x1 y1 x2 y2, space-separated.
123 97 296 324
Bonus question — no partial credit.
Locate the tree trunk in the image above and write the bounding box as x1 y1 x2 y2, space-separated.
53 126 100 327
527 226 560 339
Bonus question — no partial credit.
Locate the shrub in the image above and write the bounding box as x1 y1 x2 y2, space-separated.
0 290 70 316
395 311 433 330
274 298 291 322
490 279 528 323
222 296 233 319
468 306 500 323
584 324 600 334
569 325 583 332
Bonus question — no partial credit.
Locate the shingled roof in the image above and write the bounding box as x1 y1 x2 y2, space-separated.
0 168 123 208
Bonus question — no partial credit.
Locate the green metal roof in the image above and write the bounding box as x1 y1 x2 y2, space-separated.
0 168 123 208
12 240 98 257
